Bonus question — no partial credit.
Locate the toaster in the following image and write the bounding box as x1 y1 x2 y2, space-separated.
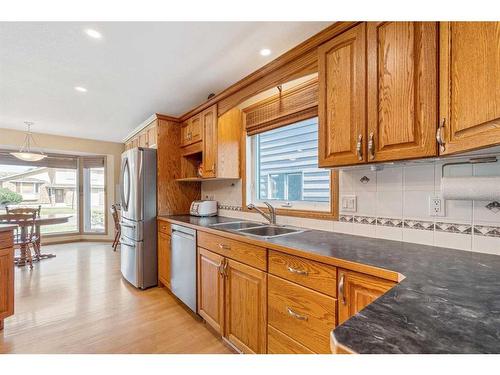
190 200 218 217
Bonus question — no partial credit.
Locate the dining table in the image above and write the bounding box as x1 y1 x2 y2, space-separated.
15 214 72 267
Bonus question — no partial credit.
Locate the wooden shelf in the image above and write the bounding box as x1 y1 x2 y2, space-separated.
176 177 240 182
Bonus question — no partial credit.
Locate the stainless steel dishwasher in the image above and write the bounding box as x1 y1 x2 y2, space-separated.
170 224 197 312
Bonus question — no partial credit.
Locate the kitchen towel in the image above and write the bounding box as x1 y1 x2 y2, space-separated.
441 176 500 201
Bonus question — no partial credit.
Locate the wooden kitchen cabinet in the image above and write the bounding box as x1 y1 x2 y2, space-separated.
0 231 14 330
181 113 202 147
439 22 500 155
224 258 267 354
367 22 437 162
318 22 367 167
197 247 225 335
337 268 395 325
201 105 217 178
197 234 267 354
319 22 438 167
157 231 171 289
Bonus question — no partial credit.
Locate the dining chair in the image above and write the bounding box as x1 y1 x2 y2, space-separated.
5 205 42 258
6 205 42 217
111 204 121 251
0 213 39 269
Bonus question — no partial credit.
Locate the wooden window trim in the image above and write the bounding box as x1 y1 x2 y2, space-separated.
240 83 338 220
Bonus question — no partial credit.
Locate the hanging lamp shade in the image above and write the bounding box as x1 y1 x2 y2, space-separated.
10 122 47 162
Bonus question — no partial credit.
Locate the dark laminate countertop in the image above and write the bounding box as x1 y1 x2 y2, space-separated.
0 224 17 233
160 215 500 354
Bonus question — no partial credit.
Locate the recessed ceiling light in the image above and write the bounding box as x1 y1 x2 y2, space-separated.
85 29 102 39
74 86 87 93
260 48 271 56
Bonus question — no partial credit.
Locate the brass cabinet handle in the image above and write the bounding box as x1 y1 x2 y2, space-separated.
339 273 346 305
218 243 230 250
217 260 224 275
356 134 363 161
287 265 308 276
287 307 308 321
436 118 446 152
368 132 375 160
223 259 229 278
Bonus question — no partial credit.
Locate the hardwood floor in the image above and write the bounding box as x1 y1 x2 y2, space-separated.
0 242 233 354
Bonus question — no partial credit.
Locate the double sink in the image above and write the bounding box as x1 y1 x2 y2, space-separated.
208 221 305 239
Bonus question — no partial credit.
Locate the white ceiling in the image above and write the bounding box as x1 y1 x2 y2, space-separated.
0 22 331 142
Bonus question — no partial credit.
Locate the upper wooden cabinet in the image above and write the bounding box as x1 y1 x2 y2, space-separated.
124 118 159 150
181 113 202 147
337 268 395 325
179 106 242 180
318 22 367 167
319 22 438 167
367 22 438 162
439 22 500 155
202 105 218 178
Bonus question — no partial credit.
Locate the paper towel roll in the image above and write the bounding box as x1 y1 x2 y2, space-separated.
441 176 500 201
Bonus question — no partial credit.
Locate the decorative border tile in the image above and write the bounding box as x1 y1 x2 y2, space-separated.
339 215 354 223
473 225 500 238
353 216 377 225
435 222 472 234
403 220 435 231
217 204 243 211
376 217 403 228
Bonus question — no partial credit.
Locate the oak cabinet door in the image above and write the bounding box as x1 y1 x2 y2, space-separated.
318 23 366 167
202 105 217 178
157 232 171 289
224 259 267 354
190 114 202 144
197 248 225 335
0 246 14 322
337 269 395 325
440 22 500 155
367 22 438 162
146 124 157 148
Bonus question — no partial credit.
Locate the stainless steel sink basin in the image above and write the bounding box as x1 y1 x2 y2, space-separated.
208 221 305 238
238 225 304 238
208 221 264 231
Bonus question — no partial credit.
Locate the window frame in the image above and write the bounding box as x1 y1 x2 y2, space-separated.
242 117 338 221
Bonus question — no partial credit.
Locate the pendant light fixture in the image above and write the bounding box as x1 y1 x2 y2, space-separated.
10 122 47 162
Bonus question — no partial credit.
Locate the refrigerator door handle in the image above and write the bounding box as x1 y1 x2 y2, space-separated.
121 157 131 211
121 241 136 248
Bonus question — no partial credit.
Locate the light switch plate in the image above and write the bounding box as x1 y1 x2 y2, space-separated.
341 195 357 213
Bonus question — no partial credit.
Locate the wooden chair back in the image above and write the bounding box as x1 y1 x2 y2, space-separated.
111 204 121 230
0 213 37 245
6 205 42 218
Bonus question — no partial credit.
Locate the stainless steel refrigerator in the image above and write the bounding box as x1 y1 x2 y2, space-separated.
119 147 157 289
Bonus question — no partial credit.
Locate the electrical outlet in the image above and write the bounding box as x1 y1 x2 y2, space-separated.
341 195 357 213
429 196 444 216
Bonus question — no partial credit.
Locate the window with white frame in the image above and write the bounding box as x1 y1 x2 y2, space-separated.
248 117 331 211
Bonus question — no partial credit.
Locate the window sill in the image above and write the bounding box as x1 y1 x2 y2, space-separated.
242 205 337 221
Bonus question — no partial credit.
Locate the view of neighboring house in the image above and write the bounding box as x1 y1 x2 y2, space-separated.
0 167 80 206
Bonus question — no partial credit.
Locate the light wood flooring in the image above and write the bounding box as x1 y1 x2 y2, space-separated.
0 242 233 354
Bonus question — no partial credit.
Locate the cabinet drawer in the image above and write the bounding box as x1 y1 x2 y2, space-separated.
198 231 267 271
268 325 314 354
268 275 336 354
157 220 171 235
268 250 337 297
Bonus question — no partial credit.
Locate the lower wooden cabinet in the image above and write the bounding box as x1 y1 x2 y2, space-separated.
0 231 14 330
197 247 224 335
197 247 267 354
157 231 171 289
268 275 336 354
267 325 314 354
337 268 395 324
224 258 267 354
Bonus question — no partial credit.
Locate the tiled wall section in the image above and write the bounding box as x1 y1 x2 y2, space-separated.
203 157 500 255
337 157 500 255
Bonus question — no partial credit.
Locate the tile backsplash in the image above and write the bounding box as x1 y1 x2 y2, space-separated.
203 156 500 256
